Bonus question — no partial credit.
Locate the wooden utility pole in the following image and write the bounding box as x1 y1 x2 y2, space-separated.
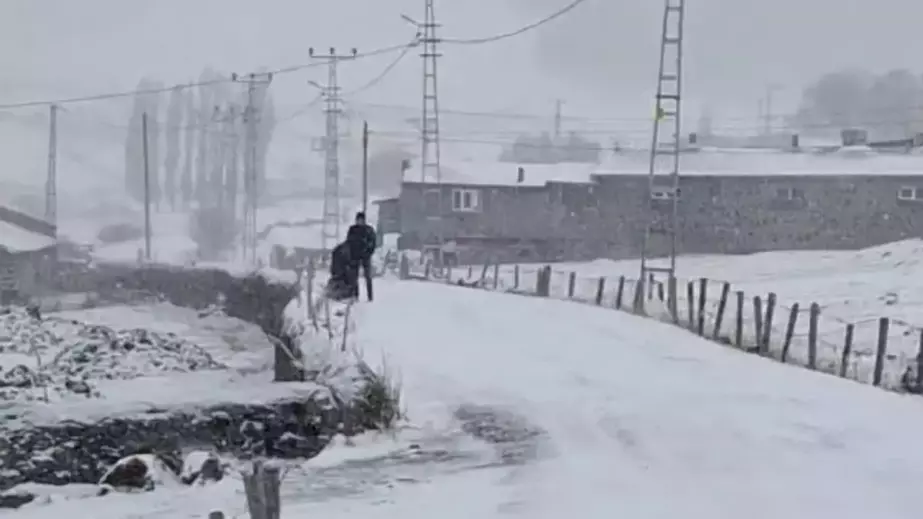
44 104 58 227
142 112 152 261
361 121 369 215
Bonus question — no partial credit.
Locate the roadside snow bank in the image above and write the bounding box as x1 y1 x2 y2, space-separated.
0 263 395 495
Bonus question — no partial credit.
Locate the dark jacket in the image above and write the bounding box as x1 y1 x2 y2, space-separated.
346 223 377 261
330 242 354 279
327 242 358 300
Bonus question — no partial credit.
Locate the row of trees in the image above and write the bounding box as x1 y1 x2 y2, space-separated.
123 69 277 213
793 69 923 140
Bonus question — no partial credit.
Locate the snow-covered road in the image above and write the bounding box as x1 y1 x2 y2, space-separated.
16 278 923 518
354 279 923 519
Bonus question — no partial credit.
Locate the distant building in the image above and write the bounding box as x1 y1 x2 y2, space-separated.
0 205 56 303
383 150 923 265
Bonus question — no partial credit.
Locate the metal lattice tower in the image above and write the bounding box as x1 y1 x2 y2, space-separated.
419 0 442 184
236 72 273 266
637 0 686 314
310 48 356 254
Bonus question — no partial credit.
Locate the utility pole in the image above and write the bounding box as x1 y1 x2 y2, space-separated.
404 1 444 259
234 72 273 266
44 104 57 228
637 0 686 316
403 3 442 184
362 121 369 215
142 112 152 261
309 47 357 254
553 99 563 140
763 84 781 136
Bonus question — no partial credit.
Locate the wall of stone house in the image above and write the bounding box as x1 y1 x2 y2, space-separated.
396 174 923 260
591 174 923 258
398 183 555 248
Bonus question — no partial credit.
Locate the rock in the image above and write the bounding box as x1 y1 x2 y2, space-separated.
180 450 225 485
0 395 350 490
99 454 180 492
0 489 35 509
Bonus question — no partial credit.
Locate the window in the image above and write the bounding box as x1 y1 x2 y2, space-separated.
650 186 680 200
775 187 804 200
897 186 922 201
451 188 480 212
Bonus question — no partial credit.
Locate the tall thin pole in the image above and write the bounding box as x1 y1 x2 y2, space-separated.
235 72 273 265
362 121 369 215
142 112 152 261
44 104 58 228
309 47 356 254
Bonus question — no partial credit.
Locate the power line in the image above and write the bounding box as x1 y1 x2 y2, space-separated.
442 0 588 44
342 38 421 96
0 40 417 111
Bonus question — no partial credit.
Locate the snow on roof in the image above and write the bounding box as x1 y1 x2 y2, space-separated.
422 148 923 187
0 220 55 253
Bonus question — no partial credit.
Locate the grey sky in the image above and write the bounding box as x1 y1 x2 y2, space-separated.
2 0 921 139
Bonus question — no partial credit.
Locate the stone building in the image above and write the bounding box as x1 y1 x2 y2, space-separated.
379 149 923 264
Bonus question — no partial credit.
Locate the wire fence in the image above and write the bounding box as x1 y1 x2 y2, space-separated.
401 257 923 395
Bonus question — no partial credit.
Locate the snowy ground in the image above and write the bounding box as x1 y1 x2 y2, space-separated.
0 301 316 428
452 239 923 388
14 278 923 518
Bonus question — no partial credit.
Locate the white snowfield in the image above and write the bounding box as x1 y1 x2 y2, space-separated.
488 238 923 387
16 277 923 518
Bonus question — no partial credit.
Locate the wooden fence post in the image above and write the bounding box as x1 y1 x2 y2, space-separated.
760 293 777 355
686 281 695 330
780 303 799 363
712 282 730 340
735 290 744 347
873 317 889 386
839 324 854 378
632 277 645 314
807 303 820 369
752 296 763 351
492 263 500 290
535 266 547 296
243 460 282 519
594 277 606 305
696 278 707 336
668 276 679 323
686 281 695 329
916 330 923 394
538 266 552 297
567 271 577 298
513 265 520 288
615 276 625 309
468 265 473 278
399 254 410 280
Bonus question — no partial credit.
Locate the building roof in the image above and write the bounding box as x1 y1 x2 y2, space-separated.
0 220 55 253
420 147 923 187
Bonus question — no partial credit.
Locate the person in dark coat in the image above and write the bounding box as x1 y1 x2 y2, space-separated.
345 211 377 301
325 241 358 301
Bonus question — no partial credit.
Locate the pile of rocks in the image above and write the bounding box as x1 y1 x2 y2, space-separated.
0 307 222 402
0 449 230 509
